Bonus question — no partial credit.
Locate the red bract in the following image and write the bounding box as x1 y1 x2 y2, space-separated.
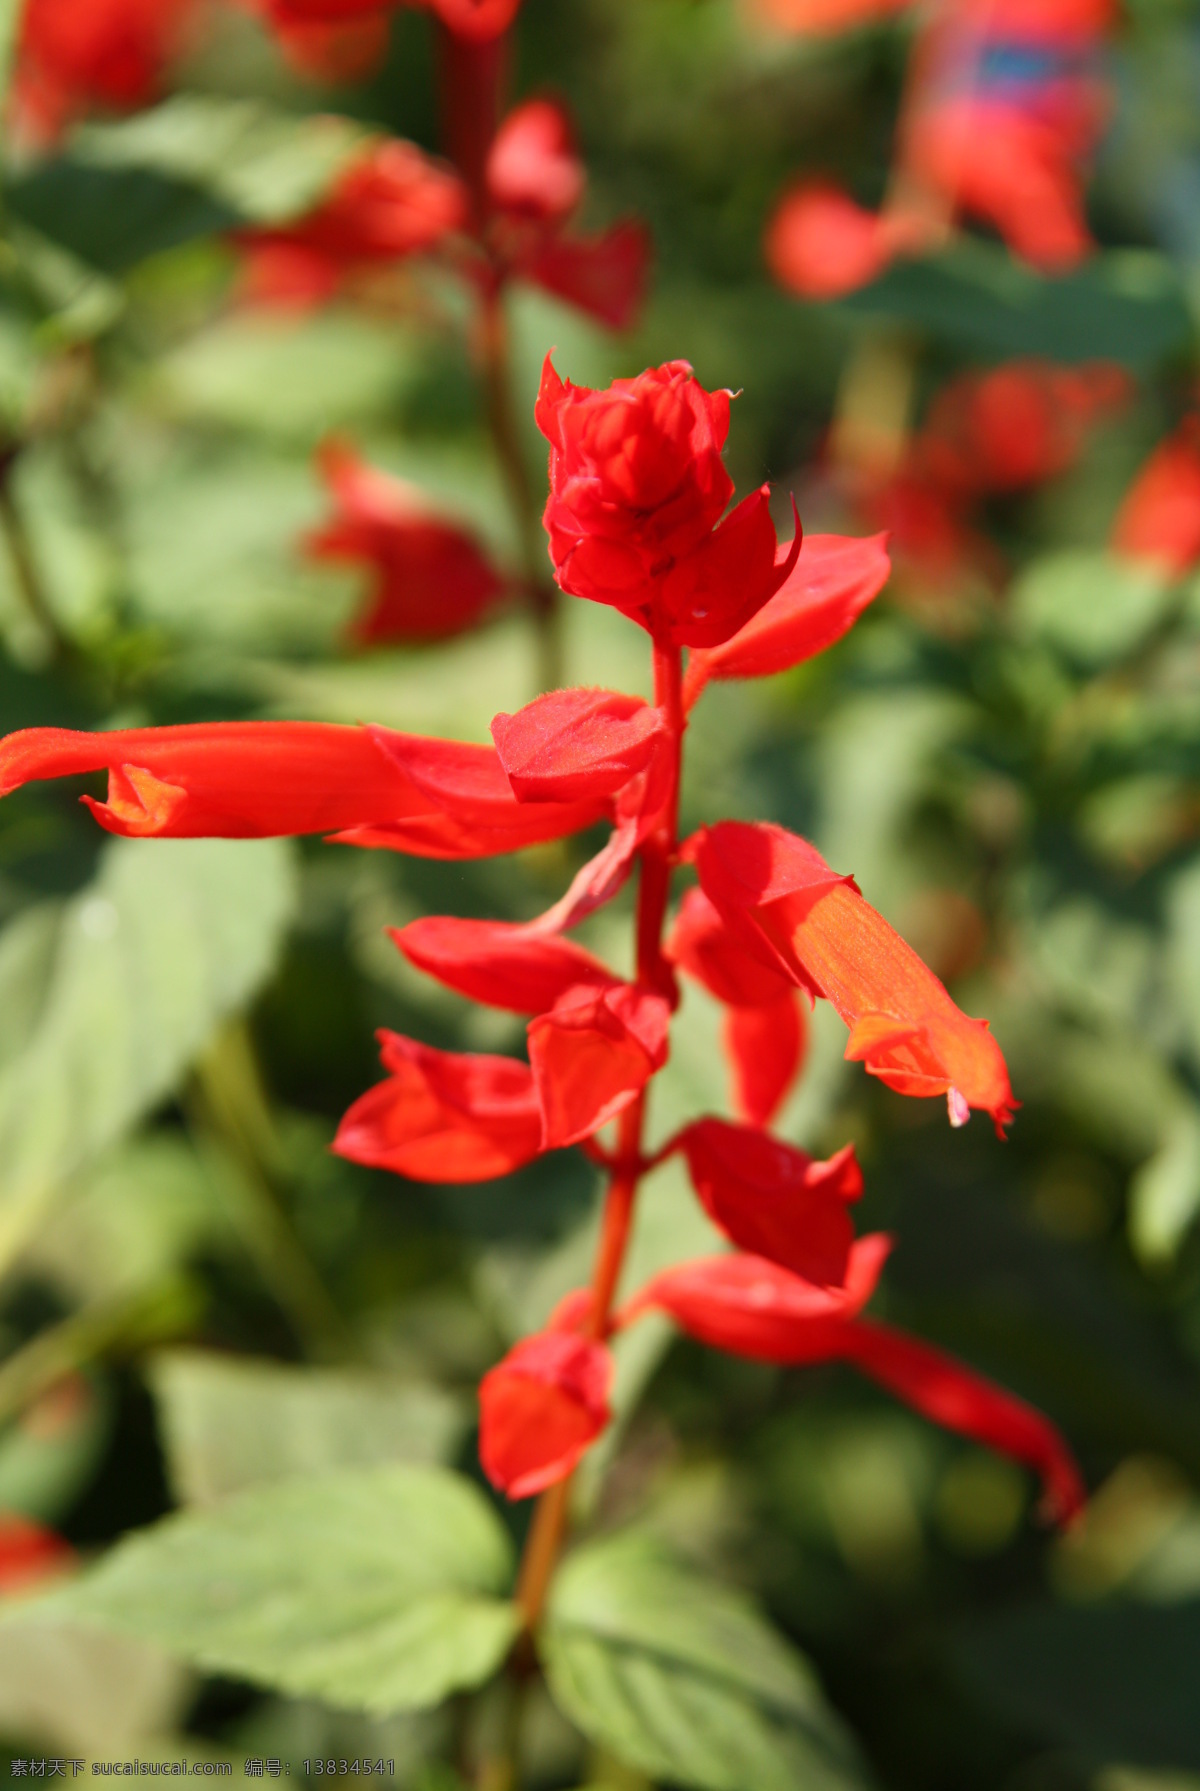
0 1512 75 1594
683 533 891 706
722 999 808 1129
12 0 195 144
917 361 1130 499
479 1328 612 1499
306 439 504 644
529 984 671 1149
675 1117 861 1286
236 140 468 310
1112 418 1200 577
245 0 391 81
536 358 800 646
333 1032 543 1181
391 916 617 1012
492 688 667 804
690 821 1015 1131
486 98 585 223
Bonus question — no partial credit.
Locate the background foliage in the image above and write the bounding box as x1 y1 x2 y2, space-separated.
0 1 1199 1787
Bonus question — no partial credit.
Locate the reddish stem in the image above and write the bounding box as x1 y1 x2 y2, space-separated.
513 641 685 1633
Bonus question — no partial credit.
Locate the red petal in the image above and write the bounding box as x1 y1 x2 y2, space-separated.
428 0 521 39
692 822 1015 1132
486 97 585 224
684 533 890 705
529 984 670 1149
843 1322 1085 1525
0 722 423 838
622 1233 892 1362
656 487 799 650
666 886 795 1008
391 915 617 1012
491 688 666 804
479 1329 612 1499
333 1032 543 1181
525 220 651 332
723 996 807 1127
677 1116 859 1285
0 1512 75 1593
1112 419 1200 578
765 180 898 300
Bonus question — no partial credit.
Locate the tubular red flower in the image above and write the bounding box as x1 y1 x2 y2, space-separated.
689 821 1015 1131
307 439 504 644
333 1031 543 1181
236 140 468 310
722 998 807 1129
12 0 195 144
486 97 585 224
491 688 667 805
622 1234 892 1363
535 358 799 646
479 1328 612 1499
391 916 617 1012
841 1322 1085 1524
529 984 671 1149
683 533 891 706
676 1117 862 1286
1112 418 1200 578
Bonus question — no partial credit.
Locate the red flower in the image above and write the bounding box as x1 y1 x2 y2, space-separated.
0 721 605 855
536 358 800 646
622 1249 1083 1523
750 0 911 31
12 0 196 144
666 886 807 1126
682 532 891 707
245 0 392 81
333 1032 543 1181
427 0 521 39
484 99 650 331
529 983 671 1149
764 181 911 301
1112 418 1200 578
688 820 1015 1132
306 440 504 644
236 140 468 310
479 1325 612 1499
0 1512 75 1595
674 1117 862 1286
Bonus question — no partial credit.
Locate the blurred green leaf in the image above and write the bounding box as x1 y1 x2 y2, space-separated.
1013 550 1174 669
956 1599 1200 1770
839 244 1190 368
149 1349 466 1505
0 837 296 1272
0 1611 189 1756
543 1533 873 1791
25 1465 520 1715
1129 1111 1200 1267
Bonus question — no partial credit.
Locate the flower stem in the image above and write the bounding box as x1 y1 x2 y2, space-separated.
0 448 72 664
512 642 685 1639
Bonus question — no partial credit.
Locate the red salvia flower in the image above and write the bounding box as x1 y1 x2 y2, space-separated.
536 358 800 646
243 0 392 81
689 820 1016 1131
12 0 197 145
392 916 617 1012
1112 417 1200 578
479 1326 612 1498
529 983 671 1149
491 688 667 804
306 439 505 644
333 1032 543 1181
236 139 468 310
764 181 917 302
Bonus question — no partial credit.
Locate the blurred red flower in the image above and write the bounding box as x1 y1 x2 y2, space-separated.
12 0 197 144
1112 417 1200 578
306 440 505 643
479 1325 612 1498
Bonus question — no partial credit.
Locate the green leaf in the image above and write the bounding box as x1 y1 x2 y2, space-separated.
149 1348 467 1505
0 837 295 1271
26 1466 520 1715
542 1535 873 1791
0 1610 188 1756
955 1599 1200 1771
1013 550 1175 669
